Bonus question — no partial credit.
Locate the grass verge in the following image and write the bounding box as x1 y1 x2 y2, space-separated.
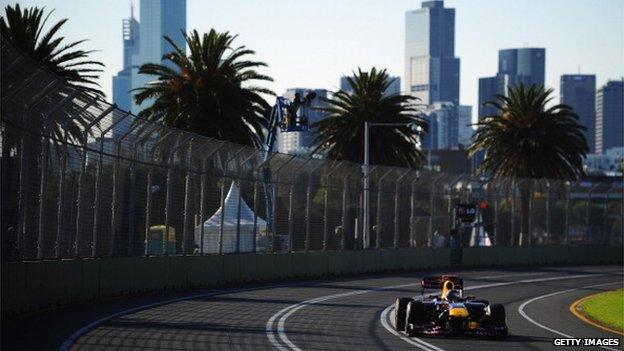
572 288 623 335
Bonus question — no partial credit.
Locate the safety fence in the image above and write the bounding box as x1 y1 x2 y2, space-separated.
1 39 623 262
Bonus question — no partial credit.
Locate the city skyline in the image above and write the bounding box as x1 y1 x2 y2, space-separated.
6 0 624 123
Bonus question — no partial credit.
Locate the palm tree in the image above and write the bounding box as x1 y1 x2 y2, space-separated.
133 29 273 148
1 4 104 258
312 68 427 168
1 3 104 97
470 83 588 245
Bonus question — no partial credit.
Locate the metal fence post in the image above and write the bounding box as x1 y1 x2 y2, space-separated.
510 181 516 246
564 182 573 245
288 157 312 252
544 181 550 244
430 174 445 247
603 185 614 245
271 155 295 253
198 142 226 254
143 131 174 256
219 147 246 254
163 135 193 255
393 169 411 249
409 176 419 248
341 166 359 250
56 98 97 258
527 180 533 246
74 104 116 257
234 149 262 253
323 161 343 251
494 185 499 245
17 80 59 258
126 124 159 256
182 140 214 255
305 161 324 252
375 169 393 249
252 153 276 253
448 175 464 238
91 110 130 257
109 121 142 256
36 90 80 259
586 184 599 244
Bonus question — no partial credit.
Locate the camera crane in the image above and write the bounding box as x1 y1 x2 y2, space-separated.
261 91 317 250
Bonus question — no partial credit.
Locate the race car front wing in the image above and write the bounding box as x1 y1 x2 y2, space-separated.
407 323 508 338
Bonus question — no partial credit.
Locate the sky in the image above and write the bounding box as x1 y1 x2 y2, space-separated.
3 0 624 122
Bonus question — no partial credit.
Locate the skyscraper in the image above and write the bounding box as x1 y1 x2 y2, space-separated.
112 4 139 112
405 0 460 105
421 102 458 150
457 105 473 148
595 80 624 154
560 74 596 153
477 48 545 119
130 0 186 114
277 88 328 155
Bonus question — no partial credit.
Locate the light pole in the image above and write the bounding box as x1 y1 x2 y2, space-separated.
363 121 416 249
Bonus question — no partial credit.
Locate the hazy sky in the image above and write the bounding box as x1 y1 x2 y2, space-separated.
4 0 624 121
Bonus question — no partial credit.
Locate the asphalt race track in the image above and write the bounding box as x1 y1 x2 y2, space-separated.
3 266 623 351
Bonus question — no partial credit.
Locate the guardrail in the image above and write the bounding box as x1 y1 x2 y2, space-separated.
2 246 621 316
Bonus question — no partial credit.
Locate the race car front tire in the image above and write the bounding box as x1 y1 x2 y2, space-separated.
405 300 426 334
394 297 413 331
490 304 506 326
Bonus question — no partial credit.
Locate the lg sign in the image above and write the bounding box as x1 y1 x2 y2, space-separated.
455 204 477 223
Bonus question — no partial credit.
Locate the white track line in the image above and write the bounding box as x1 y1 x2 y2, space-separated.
269 272 617 350
518 281 622 351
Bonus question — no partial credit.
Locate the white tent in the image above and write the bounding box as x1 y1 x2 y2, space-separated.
194 182 267 253
469 212 492 247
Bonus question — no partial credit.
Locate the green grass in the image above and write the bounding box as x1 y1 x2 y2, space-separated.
578 289 624 333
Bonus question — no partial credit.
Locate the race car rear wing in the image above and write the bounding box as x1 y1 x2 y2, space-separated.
420 275 464 301
421 275 464 289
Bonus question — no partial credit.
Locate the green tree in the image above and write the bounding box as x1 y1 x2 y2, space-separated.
1 4 105 254
133 29 273 147
470 84 588 245
312 67 427 168
1 3 104 97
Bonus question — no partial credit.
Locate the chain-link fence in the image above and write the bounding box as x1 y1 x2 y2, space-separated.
1 39 623 262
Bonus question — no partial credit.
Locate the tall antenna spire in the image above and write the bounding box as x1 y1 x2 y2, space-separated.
130 0 134 19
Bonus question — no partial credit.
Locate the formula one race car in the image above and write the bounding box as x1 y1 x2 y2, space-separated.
394 275 508 338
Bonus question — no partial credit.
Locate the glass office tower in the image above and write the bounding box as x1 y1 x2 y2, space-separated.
130 0 186 114
560 74 596 153
595 80 624 154
405 0 460 105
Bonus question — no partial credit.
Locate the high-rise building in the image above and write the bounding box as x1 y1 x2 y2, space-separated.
498 48 545 87
595 80 624 154
477 48 545 119
130 0 186 114
560 74 596 153
477 77 499 119
277 88 328 155
421 102 458 150
405 0 460 105
421 103 473 151
112 5 139 112
457 105 473 148
340 75 401 96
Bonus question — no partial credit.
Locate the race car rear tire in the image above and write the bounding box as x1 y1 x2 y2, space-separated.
490 304 506 326
394 297 413 331
405 300 426 331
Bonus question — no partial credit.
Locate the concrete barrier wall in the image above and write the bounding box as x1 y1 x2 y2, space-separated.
2 246 621 317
